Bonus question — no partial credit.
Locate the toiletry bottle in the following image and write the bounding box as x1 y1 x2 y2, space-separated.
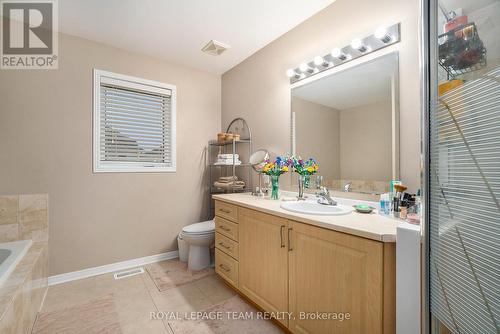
385 194 391 215
379 194 386 215
393 197 400 218
379 193 390 215
400 206 408 220
415 189 422 215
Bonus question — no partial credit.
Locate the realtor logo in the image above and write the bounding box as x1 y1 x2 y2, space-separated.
1 0 58 69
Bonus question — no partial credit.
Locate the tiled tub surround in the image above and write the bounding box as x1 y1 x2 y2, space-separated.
0 240 33 287
0 194 49 243
0 194 49 333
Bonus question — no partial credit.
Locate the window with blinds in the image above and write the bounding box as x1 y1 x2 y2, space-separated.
93 70 176 172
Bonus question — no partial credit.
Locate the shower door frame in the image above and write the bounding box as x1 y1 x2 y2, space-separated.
421 0 436 333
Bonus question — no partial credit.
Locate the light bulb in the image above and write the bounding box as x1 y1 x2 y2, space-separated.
331 47 347 60
286 68 297 78
313 56 324 66
374 26 392 43
331 48 341 57
299 63 312 73
351 38 367 52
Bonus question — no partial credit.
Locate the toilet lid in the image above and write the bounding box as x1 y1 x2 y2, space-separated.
182 220 215 234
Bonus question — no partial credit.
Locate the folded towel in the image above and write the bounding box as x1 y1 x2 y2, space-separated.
217 158 240 162
214 181 246 189
218 176 239 182
214 160 241 166
218 154 239 159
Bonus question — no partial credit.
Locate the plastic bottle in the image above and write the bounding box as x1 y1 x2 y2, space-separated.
379 193 391 215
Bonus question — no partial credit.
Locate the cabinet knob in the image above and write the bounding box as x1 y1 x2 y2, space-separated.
219 264 231 272
288 228 293 251
219 242 230 249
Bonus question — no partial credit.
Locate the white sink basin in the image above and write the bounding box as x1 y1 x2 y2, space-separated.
280 201 352 216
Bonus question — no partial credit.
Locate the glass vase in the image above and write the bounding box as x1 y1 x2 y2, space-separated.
303 174 311 188
297 174 305 200
270 174 280 200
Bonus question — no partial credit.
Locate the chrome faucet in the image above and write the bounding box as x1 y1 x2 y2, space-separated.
344 182 352 192
316 186 337 206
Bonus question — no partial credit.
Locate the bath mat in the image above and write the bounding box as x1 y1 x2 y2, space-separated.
146 259 214 292
168 295 284 333
32 294 122 334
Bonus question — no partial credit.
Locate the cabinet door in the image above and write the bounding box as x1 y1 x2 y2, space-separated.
288 221 384 334
239 208 289 326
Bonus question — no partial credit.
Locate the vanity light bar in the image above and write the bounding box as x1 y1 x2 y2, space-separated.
286 23 400 83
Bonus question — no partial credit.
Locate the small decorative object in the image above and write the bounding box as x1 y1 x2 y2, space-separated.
262 156 292 200
217 133 226 142
353 204 375 214
400 206 408 219
291 156 319 200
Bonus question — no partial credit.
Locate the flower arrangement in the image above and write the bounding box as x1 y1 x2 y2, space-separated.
262 156 292 176
261 156 292 199
291 157 319 176
290 156 319 192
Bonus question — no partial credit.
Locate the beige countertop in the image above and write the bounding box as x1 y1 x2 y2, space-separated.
212 193 402 242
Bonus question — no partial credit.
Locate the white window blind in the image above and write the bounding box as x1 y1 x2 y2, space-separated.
93 70 176 172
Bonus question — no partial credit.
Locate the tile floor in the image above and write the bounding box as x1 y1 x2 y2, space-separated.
33 262 284 333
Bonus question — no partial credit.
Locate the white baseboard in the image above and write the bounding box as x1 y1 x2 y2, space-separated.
48 250 179 286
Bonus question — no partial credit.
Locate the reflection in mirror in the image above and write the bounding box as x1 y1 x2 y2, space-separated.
291 52 399 195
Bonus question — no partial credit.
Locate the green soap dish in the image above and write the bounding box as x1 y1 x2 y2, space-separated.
353 204 375 214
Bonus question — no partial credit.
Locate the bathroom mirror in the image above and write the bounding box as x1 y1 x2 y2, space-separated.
291 52 399 195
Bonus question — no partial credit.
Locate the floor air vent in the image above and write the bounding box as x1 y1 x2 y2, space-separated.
113 267 144 280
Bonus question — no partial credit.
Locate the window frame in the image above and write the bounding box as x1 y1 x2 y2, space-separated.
93 69 177 173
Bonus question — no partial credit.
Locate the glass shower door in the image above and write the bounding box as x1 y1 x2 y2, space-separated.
427 0 500 333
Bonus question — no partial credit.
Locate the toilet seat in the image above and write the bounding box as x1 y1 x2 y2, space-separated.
181 220 215 235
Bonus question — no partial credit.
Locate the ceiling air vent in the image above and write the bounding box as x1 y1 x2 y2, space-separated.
201 40 230 56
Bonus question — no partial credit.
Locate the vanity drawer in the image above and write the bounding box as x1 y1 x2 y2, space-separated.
215 249 239 288
216 217 239 242
215 201 238 222
215 232 239 260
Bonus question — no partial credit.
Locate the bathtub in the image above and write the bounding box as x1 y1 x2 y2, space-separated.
0 240 32 287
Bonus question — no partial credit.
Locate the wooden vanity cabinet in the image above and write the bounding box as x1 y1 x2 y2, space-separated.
288 221 394 334
238 207 290 327
214 200 395 334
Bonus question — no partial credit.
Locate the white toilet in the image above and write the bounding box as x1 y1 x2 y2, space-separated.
178 220 215 271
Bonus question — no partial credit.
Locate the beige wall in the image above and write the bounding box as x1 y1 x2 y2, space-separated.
339 100 392 181
293 97 340 182
0 33 221 275
222 0 421 192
